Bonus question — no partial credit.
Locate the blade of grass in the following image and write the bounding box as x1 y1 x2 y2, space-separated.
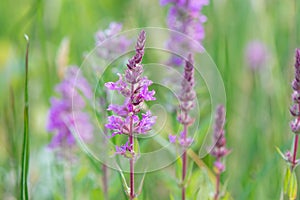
9 87 20 197
20 34 30 200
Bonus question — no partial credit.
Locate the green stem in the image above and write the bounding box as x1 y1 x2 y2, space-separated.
21 34 30 200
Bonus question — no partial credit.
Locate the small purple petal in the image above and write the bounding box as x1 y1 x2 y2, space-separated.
136 111 157 134
214 161 225 173
169 134 177 143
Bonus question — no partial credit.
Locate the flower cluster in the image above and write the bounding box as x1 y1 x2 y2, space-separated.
160 0 209 66
47 67 94 150
169 54 195 147
210 105 230 173
290 49 300 134
105 30 156 157
95 22 131 60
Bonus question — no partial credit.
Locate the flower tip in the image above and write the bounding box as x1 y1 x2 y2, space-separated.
187 53 194 64
295 48 300 68
139 30 146 40
104 82 113 89
296 48 300 55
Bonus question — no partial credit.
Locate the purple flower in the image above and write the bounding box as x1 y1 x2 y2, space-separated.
210 105 230 171
47 67 94 150
115 142 133 158
105 73 130 97
135 111 157 134
290 49 300 133
245 40 269 70
95 22 131 60
209 105 230 200
178 131 193 147
161 0 209 65
170 54 195 147
178 54 196 125
168 132 193 147
105 30 156 157
283 49 300 172
214 161 225 173
105 116 126 136
107 99 130 117
169 134 177 143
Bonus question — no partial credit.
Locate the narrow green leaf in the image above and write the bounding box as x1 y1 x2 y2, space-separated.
283 167 298 200
275 146 287 161
116 164 130 196
288 172 298 200
186 159 194 185
196 169 214 200
284 168 292 194
20 34 30 200
136 171 147 196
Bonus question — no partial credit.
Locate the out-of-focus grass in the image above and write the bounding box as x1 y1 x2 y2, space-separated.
0 0 299 199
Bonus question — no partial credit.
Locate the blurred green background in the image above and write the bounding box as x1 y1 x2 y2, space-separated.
1 0 300 199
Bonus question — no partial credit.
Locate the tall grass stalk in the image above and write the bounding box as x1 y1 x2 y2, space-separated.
20 34 30 200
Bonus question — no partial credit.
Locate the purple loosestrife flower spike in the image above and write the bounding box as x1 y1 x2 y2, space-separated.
178 54 196 126
47 67 94 150
161 0 209 66
285 49 300 172
168 54 196 200
169 54 195 146
210 105 230 200
211 105 229 160
290 49 300 134
105 30 156 199
105 30 156 149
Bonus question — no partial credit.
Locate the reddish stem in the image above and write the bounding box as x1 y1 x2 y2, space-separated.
292 104 300 169
129 84 135 200
182 124 188 200
292 134 299 169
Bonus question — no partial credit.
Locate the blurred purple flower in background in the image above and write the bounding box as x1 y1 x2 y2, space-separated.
169 54 195 146
160 0 209 66
210 105 230 200
47 67 94 150
211 105 230 164
168 54 196 200
95 22 131 60
245 40 269 70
